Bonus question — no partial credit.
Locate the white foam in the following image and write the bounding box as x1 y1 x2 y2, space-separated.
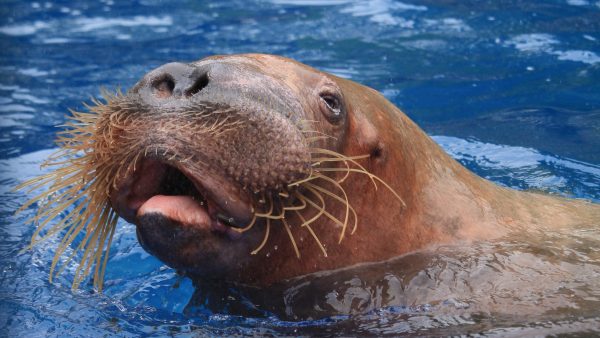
320 66 359 79
340 0 425 26
12 93 50 105
17 68 50 77
72 15 173 32
0 21 49 36
505 33 599 65
553 50 600 65
0 119 23 128
0 104 36 113
0 85 22 91
341 0 426 16
434 136 545 169
505 33 558 53
380 88 400 100
566 0 589 5
433 135 600 177
42 38 71 44
402 39 448 50
423 18 472 33
2 113 34 120
271 0 425 26
372 14 414 26
270 0 352 4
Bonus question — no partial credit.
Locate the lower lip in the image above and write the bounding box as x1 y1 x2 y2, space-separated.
136 194 244 240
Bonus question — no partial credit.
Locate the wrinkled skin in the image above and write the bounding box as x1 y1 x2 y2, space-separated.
108 54 600 287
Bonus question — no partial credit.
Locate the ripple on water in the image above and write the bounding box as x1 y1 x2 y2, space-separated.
505 33 600 65
1 0 600 335
0 21 50 36
2 136 599 335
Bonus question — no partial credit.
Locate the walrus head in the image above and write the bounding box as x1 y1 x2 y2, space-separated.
19 54 404 290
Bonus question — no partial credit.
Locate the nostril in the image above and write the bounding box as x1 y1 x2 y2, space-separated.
185 73 209 97
152 75 175 99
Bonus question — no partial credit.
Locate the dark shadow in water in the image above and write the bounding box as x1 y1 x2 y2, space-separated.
185 227 600 335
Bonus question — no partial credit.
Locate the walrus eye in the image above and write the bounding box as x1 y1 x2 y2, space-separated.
319 93 344 124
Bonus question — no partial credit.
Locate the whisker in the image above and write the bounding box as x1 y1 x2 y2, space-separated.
254 193 276 219
232 214 258 233
94 211 118 291
304 186 347 234
15 165 81 194
307 174 351 242
53 202 106 282
301 129 333 136
251 219 271 255
310 148 378 187
282 194 307 211
293 190 325 229
305 136 334 143
310 154 371 163
24 197 88 251
316 168 405 208
294 210 327 257
14 93 127 291
312 156 352 183
306 181 358 237
18 173 88 212
296 119 319 128
73 208 110 289
282 218 301 259
287 169 320 187
89 210 115 290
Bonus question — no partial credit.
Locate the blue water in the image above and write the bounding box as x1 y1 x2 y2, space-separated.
1 0 600 336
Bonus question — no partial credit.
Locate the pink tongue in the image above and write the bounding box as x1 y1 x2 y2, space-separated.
137 195 211 228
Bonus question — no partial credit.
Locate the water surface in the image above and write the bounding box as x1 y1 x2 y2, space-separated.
1 0 600 336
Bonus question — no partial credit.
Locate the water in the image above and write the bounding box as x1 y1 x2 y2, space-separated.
1 0 599 336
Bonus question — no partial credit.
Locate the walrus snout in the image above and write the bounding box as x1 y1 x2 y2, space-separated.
135 62 210 101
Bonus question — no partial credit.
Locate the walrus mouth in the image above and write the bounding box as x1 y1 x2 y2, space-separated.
110 158 254 240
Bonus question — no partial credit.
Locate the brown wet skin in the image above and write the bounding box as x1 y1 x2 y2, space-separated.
108 54 600 287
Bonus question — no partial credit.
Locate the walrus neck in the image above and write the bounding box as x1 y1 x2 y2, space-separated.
394 116 509 241
394 112 599 242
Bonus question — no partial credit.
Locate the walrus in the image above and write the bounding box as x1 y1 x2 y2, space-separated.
18 53 600 294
